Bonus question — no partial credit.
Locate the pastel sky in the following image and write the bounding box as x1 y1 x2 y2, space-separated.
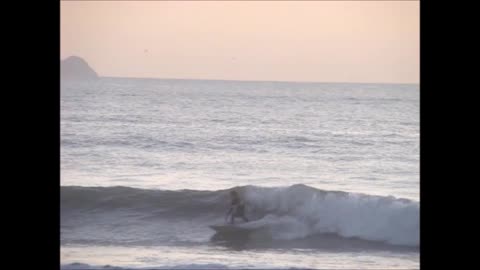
61 1 419 84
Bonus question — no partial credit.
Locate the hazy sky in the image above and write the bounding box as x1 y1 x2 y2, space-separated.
61 1 419 84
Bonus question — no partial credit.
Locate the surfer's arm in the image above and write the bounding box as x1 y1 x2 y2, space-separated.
225 207 233 222
226 206 234 216
225 203 238 216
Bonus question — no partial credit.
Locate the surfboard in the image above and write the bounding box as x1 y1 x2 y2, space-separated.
209 224 256 233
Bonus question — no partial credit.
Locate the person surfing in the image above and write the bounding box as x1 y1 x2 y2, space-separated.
225 190 249 224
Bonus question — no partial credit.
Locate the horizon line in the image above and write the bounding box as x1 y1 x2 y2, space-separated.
97 75 419 86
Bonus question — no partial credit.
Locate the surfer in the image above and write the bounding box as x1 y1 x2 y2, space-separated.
226 190 249 224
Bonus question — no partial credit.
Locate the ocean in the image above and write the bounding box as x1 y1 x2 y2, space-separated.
61 78 419 269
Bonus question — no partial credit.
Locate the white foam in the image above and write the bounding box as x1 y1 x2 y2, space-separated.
243 185 419 246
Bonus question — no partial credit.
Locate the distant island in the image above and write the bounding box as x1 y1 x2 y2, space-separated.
61 56 98 81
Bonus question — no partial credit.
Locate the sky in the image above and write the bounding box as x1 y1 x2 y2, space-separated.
61 1 419 84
